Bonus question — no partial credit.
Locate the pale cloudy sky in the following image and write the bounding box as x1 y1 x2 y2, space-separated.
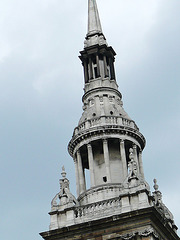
0 0 180 239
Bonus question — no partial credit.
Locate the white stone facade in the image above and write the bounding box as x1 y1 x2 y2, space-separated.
46 0 177 235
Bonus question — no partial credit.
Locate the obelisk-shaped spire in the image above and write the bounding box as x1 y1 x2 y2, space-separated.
85 0 107 48
87 0 103 36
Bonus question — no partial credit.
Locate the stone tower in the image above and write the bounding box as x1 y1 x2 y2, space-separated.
40 1 179 239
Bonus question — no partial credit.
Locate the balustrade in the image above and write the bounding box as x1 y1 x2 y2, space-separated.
74 116 137 135
74 197 121 219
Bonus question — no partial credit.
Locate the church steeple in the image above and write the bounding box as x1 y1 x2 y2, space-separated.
40 1 179 239
69 0 147 198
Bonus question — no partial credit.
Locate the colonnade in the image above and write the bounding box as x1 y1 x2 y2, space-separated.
83 54 116 83
73 139 145 196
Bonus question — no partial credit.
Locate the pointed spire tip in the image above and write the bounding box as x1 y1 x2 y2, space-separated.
85 0 107 48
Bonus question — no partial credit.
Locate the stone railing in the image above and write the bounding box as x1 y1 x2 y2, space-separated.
74 197 121 222
74 116 138 136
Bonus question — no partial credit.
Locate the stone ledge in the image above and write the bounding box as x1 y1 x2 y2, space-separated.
40 207 180 240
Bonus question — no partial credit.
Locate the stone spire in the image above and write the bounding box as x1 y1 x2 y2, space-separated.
84 0 107 48
87 0 102 37
69 0 147 202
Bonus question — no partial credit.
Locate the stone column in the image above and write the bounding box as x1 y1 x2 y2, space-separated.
89 57 93 79
103 139 111 182
103 55 108 77
77 150 86 194
87 143 95 187
133 144 139 175
138 150 145 179
109 58 115 80
84 60 89 83
120 140 128 179
96 54 100 77
74 157 80 196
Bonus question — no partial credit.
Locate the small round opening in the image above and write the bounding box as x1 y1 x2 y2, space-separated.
110 111 113 115
92 113 96 117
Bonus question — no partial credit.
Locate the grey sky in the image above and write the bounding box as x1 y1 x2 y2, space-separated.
0 0 180 239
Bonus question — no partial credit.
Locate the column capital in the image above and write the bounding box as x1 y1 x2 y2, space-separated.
87 143 92 149
103 138 108 144
73 156 77 163
133 144 137 150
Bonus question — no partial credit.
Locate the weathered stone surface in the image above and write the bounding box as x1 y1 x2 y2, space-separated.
40 207 179 240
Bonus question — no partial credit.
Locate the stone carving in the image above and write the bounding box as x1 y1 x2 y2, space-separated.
128 148 138 180
139 227 159 238
109 96 113 103
51 166 78 208
83 101 88 111
84 34 107 48
89 98 95 106
120 227 160 239
84 39 88 48
99 96 103 104
120 232 136 240
122 148 150 191
74 197 121 220
152 179 174 227
99 35 106 45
